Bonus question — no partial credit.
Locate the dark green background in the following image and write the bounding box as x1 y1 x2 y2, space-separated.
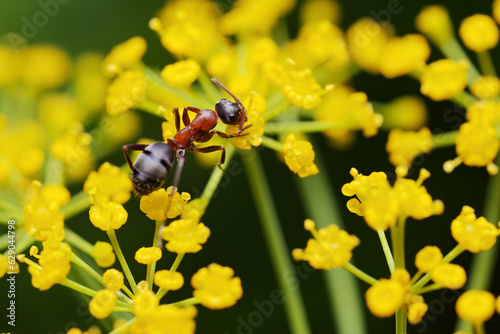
1 0 499 333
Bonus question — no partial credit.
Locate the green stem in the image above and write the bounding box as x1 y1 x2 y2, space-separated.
243 151 311 334
261 136 284 152
263 98 291 122
392 216 406 269
107 229 138 295
200 145 236 207
432 130 459 149
61 191 91 220
64 227 94 255
395 307 407 334
108 317 136 334
440 38 481 83
417 283 443 294
450 91 477 108
455 154 500 332
71 253 104 285
342 262 378 285
60 277 98 298
198 69 220 104
378 229 395 274
477 50 497 77
169 296 199 307
295 139 367 334
156 253 184 300
146 220 163 288
264 121 347 134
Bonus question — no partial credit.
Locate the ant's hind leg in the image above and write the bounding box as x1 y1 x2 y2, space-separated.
123 144 148 170
194 145 226 167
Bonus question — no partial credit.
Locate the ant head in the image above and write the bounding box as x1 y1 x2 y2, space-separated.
212 78 247 126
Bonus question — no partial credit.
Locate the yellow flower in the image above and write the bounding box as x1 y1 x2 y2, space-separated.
154 270 184 290
444 120 500 175
296 20 349 66
131 305 197 334
102 36 147 76
21 44 72 89
226 110 265 150
105 69 147 115
89 289 117 319
386 128 433 169
162 219 210 253
365 278 406 318
380 95 428 131
415 5 453 45
300 0 341 24
283 133 319 178
393 169 444 220
0 255 8 278
407 294 428 325
37 93 85 135
346 18 394 74
102 269 124 292
431 263 467 289
23 181 69 241
140 187 191 221
191 263 243 310
456 290 496 325
342 168 399 230
451 206 498 253
89 200 128 231
161 59 201 87
379 34 430 78
470 76 500 99
74 52 109 112
132 289 158 316
420 59 469 101
27 241 72 291
135 247 162 265
466 100 499 124
84 162 133 204
92 241 115 268
415 246 443 273
292 219 359 270
459 14 499 52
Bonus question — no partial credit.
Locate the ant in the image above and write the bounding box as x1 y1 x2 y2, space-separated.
123 78 251 197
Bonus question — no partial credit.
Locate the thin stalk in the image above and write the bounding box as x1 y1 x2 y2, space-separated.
243 151 311 334
156 252 184 300
60 277 98 298
440 38 481 83
146 220 163 288
61 191 91 220
264 121 347 134
378 229 395 274
432 130 459 149
477 50 497 77
261 136 284 152
295 139 367 334
200 145 236 207
108 318 136 334
169 296 199 307
392 216 407 270
107 229 138 295
64 227 94 255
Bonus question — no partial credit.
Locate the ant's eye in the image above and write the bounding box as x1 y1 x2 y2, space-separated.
215 99 242 125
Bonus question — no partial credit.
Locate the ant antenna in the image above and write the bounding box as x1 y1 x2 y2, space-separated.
211 78 246 112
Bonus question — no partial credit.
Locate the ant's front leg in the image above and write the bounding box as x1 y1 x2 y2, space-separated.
183 107 200 127
122 144 148 171
194 145 226 166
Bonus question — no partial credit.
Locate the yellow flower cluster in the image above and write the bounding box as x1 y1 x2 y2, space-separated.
451 206 499 253
342 168 443 230
283 134 319 178
365 269 410 318
140 187 191 221
292 219 359 270
26 241 72 291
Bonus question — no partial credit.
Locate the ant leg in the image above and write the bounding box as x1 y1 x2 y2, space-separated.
123 144 148 171
170 149 186 198
183 107 200 127
173 107 181 131
194 145 226 166
215 130 248 139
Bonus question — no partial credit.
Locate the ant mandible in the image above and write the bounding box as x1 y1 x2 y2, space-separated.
123 78 251 196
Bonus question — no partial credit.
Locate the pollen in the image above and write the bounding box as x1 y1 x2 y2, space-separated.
415 5 453 45
102 36 147 76
89 289 117 319
414 246 443 273
102 269 124 292
135 247 162 264
84 162 133 204
161 59 201 87
292 219 359 270
379 34 430 78
431 263 467 289
459 14 499 52
191 263 243 310
451 206 498 253
154 270 184 290
420 59 469 101
456 290 496 325
162 219 210 253
92 241 116 268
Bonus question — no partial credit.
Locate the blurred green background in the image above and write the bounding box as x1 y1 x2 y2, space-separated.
1 0 499 333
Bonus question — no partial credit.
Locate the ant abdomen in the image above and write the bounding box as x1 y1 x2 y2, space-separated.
130 142 174 196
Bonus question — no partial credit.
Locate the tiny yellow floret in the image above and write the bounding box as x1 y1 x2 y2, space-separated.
191 263 243 310
415 5 453 45
89 289 117 319
140 187 191 221
420 59 469 101
379 34 430 78
161 59 201 87
470 76 500 99
135 247 162 264
415 246 443 273
102 269 124 292
451 206 498 253
283 133 319 178
456 290 496 324
162 219 210 253
84 162 133 204
386 128 433 169
154 270 184 290
132 289 159 316
89 200 128 231
365 278 406 317
102 36 147 76
459 14 499 52
431 263 467 289
92 241 116 268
